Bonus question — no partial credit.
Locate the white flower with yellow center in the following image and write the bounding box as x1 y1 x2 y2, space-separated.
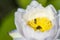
9 0 60 40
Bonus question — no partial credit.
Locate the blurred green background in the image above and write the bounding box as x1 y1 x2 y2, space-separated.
0 0 60 40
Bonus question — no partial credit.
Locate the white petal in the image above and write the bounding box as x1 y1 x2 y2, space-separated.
58 10 60 27
9 30 22 38
29 0 43 8
9 30 26 40
46 4 57 15
45 4 57 21
26 0 44 11
15 8 25 36
49 5 57 14
17 8 25 14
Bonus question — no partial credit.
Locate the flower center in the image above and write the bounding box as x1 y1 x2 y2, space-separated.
27 17 52 32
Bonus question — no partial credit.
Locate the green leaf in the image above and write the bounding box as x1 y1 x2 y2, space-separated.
15 0 47 9
47 0 60 10
0 9 16 40
15 0 32 9
37 0 47 7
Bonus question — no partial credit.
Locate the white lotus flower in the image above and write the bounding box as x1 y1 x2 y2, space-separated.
9 0 60 40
